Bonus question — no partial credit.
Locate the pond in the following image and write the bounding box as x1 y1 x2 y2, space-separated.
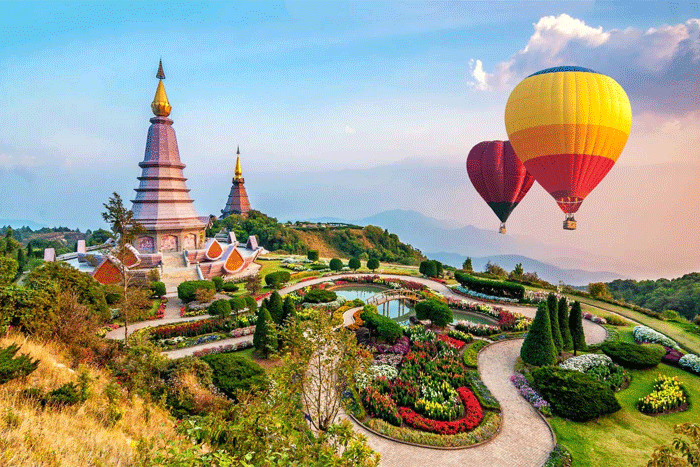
331 285 497 325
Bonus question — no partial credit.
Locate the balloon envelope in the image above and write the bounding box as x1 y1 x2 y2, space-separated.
466 140 535 225
504 66 632 214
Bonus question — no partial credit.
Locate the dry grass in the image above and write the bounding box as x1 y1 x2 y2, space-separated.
0 334 184 467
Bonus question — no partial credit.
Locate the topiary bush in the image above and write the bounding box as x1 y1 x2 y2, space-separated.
177 280 216 303
201 353 267 399
329 258 343 271
520 302 557 366
454 272 525 300
360 306 402 344
303 289 337 304
307 250 319 261
222 281 239 292
414 299 453 327
208 299 232 318
265 271 291 288
229 297 247 312
150 281 166 298
212 276 224 292
601 341 664 369
531 366 621 421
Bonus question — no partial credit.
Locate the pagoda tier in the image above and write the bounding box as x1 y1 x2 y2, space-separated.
221 147 251 218
130 61 205 254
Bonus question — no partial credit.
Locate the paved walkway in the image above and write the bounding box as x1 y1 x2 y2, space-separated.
162 334 253 359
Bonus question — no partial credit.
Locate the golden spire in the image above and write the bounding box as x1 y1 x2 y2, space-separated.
234 147 243 180
151 60 171 117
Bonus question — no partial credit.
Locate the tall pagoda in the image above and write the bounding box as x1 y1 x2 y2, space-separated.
130 61 206 253
221 146 251 218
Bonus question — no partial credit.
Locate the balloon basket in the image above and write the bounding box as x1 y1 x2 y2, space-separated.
563 219 577 230
498 224 506 234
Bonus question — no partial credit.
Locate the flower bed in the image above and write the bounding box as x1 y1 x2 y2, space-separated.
455 321 500 336
150 315 255 340
447 329 473 344
559 354 629 391
582 312 607 325
633 325 680 349
438 334 468 350
637 374 688 415
449 300 531 332
559 354 613 373
662 346 684 365
147 301 166 320
510 373 551 416
452 286 520 303
678 353 700 375
191 339 254 357
400 387 483 434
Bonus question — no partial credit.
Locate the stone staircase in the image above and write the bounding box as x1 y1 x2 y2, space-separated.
161 252 187 268
160 252 199 293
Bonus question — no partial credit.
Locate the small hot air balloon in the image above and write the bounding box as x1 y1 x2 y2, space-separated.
467 140 535 234
504 66 632 230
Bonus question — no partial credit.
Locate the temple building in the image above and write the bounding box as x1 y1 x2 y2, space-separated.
221 146 251 218
131 60 207 255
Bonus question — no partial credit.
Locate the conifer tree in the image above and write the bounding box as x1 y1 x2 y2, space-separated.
569 301 587 356
253 305 277 358
268 291 284 325
520 302 557 366
281 295 296 325
558 297 573 351
547 293 563 354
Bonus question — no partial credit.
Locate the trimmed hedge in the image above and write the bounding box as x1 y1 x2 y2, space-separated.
177 280 216 303
531 366 621 421
414 299 453 327
222 281 239 292
463 340 488 368
454 272 525 300
303 288 337 304
265 271 291 287
151 281 166 298
201 353 267 399
212 276 224 292
601 341 664 369
208 299 231 318
360 306 402 344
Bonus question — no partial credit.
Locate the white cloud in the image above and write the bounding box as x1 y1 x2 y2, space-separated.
344 125 356 134
469 14 700 113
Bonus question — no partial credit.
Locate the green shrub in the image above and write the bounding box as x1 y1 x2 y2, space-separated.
310 263 328 271
151 281 166 298
177 280 216 303
229 297 247 312
329 258 343 271
244 295 257 313
267 291 284 325
265 271 291 288
303 289 337 304
348 257 361 270
0 344 39 384
520 302 557 366
253 305 277 358
531 367 621 421
208 299 231 318
222 281 239 293
46 382 83 406
414 299 453 327
307 250 319 261
601 341 664 369
212 276 224 292
201 353 267 399
569 301 587 355
548 294 563 354
367 258 380 271
463 340 488 368
558 297 573 351
360 306 402 344
454 271 525 300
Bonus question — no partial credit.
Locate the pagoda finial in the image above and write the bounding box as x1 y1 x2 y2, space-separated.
237 145 240 155
151 60 171 117
234 151 243 180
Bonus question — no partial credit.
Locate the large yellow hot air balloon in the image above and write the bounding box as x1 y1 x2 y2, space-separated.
504 66 632 230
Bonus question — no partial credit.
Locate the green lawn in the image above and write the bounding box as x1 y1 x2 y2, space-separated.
570 295 700 355
256 260 286 278
549 364 700 466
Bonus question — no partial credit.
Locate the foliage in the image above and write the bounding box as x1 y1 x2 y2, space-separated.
462 340 488 368
602 341 665 369
266 291 285 324
366 258 380 271
414 299 453 327
447 329 473 344
195 287 215 303
0 343 39 384
265 270 291 288
201 353 267 399
253 305 277 358
468 377 500 410
634 325 681 349
607 274 700 321
245 274 263 296
151 281 166 298
569 301 587 355
348 257 361 270
548 293 563 354
329 258 343 271
484 261 508 278
211 276 223 292
281 295 296 324
520 302 557 366
307 250 319 261
303 288 338 304
454 272 525 300
589 282 612 299
361 385 402 426
360 306 403 344
646 423 700 467
177 280 216 303
678 354 700 375
0 256 18 285
560 354 630 391
213 210 306 253
462 257 473 272
531 367 621 421
543 445 573 467
208 299 232 318
637 375 688 415
419 260 443 277
222 281 238 292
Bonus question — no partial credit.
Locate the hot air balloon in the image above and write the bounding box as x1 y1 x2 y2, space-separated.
467 140 535 234
504 66 632 230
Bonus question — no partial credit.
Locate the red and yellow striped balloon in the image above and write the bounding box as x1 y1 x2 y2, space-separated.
505 66 632 224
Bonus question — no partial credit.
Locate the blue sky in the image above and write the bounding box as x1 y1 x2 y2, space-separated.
2 1 700 277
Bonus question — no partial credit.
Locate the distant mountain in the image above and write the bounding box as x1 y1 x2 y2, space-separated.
430 252 623 286
0 218 46 230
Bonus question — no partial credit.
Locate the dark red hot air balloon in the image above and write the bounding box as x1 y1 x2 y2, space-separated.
467 140 535 234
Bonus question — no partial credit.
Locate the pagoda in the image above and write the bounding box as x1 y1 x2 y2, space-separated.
130 60 206 254
221 146 251 218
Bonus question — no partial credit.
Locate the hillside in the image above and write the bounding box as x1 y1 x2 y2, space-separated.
210 210 426 265
607 273 700 320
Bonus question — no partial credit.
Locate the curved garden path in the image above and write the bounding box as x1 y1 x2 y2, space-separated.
104 273 608 466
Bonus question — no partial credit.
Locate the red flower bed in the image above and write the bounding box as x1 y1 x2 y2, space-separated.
438 334 467 350
399 387 483 435
299 276 319 282
254 292 272 301
147 302 166 321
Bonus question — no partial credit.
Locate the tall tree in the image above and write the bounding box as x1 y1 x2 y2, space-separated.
558 296 573 351
511 263 524 278
547 293 563 354
268 291 284 325
101 192 144 345
245 274 262 296
281 295 296 324
253 304 277 358
588 282 612 299
462 257 473 272
520 302 557 366
569 301 587 356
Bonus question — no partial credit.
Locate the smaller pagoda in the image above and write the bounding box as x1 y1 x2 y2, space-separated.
221 146 251 218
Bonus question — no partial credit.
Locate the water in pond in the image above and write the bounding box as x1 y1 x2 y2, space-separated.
332 285 496 325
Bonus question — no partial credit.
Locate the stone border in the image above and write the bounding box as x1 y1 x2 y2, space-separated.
346 409 503 451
